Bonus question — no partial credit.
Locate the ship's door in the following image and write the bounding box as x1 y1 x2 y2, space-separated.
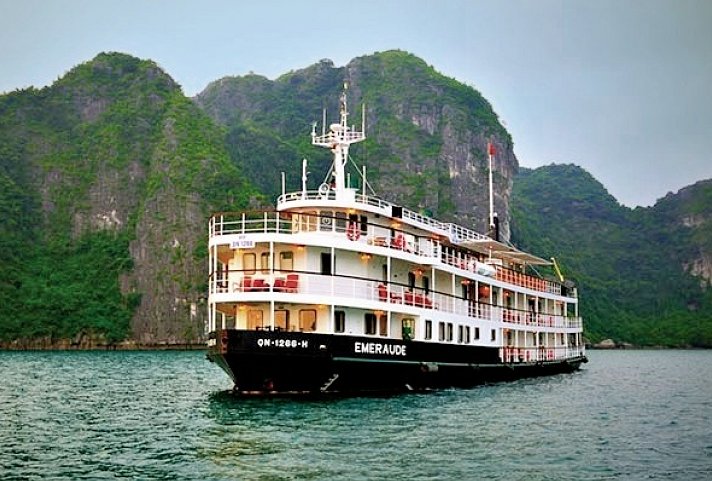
468 283 477 316
320 252 332 275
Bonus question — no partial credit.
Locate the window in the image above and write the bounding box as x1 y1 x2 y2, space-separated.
300 309 317 332
335 211 347 232
491 329 497 342
464 326 471 344
360 215 368 235
438 322 445 341
364 313 377 335
447 323 453 342
474 327 480 340
319 211 334 232
424 320 432 340
334 310 345 333
379 314 388 336
243 253 256 274
247 310 263 330
382 264 388 282
423 276 430 295
462 283 468 299
458 325 464 343
279 251 293 271
275 310 289 330
321 252 332 275
408 272 416 291
402 318 414 340
260 252 271 273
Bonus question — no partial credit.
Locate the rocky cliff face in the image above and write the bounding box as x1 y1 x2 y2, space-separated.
0 53 255 346
656 179 712 289
511 165 712 346
196 51 517 240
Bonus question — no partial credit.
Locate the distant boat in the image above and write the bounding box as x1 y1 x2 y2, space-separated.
206 87 587 394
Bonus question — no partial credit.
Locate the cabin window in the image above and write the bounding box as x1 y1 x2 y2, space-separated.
378 314 388 336
299 309 317 332
447 323 453 342
423 276 430 295
247 310 263 330
260 252 271 273
301 211 317 232
335 212 347 232
491 329 497 342
438 322 445 341
360 215 368 235
424 320 432 340
242 253 256 274
279 251 293 271
334 310 345 333
274 309 289 330
408 272 416 291
474 327 480 340
321 252 332 275
464 326 471 344
364 313 377 335
319 211 334 231
462 283 468 299
457 325 464 343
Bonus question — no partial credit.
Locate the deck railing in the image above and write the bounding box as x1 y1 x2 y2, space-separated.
500 345 586 363
210 212 566 297
210 271 583 330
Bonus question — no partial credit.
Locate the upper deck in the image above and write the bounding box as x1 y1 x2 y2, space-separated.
209 208 570 298
277 189 550 267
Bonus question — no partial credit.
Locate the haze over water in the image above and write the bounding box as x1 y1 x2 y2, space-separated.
1 350 710 480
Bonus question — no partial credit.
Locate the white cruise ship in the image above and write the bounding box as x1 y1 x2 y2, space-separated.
206 88 587 394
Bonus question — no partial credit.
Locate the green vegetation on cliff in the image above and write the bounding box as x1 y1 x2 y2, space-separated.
0 53 258 345
1 51 710 348
196 50 513 227
511 164 712 346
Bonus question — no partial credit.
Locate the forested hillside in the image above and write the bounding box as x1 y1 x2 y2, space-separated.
0 53 258 347
1 51 710 347
195 51 517 240
511 165 712 346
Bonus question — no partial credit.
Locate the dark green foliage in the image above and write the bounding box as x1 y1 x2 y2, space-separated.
0 52 260 344
196 50 507 216
511 164 712 346
7 232 134 343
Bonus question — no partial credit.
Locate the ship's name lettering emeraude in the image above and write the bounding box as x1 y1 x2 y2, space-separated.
354 342 406 356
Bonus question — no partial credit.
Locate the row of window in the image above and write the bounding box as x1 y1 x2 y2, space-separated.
247 308 315 331
424 320 496 344
241 251 294 274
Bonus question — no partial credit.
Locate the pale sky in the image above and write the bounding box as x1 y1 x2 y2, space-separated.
1 0 710 207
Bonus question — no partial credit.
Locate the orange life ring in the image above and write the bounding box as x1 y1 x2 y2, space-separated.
346 222 360 240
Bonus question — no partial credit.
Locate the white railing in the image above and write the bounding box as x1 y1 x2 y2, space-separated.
276 190 491 243
500 345 586 363
210 271 582 330
210 212 566 297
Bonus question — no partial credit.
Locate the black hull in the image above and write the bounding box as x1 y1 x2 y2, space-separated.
207 330 587 394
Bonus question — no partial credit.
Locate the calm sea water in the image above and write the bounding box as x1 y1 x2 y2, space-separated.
1 350 710 481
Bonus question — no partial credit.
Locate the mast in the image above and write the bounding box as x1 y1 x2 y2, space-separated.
488 141 497 239
311 83 366 201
